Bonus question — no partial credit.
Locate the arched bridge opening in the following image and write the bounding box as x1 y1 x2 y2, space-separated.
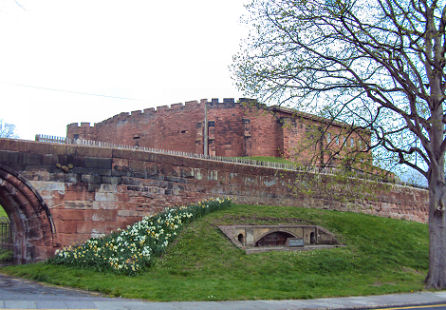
0 165 55 264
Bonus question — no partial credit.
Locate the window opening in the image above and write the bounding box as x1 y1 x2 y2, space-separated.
133 135 140 147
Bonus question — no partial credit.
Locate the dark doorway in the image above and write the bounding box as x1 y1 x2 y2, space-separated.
310 232 316 244
237 233 244 245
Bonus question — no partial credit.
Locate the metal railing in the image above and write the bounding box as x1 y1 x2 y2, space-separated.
35 134 315 171
0 217 11 251
34 134 425 189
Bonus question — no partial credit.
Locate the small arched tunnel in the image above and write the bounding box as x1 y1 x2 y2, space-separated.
0 165 56 264
255 231 296 247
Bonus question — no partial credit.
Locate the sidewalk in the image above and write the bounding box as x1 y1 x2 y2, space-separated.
1 291 446 310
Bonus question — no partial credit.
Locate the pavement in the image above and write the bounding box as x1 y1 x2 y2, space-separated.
1 273 446 310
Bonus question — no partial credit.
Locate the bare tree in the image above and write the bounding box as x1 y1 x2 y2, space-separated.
0 120 17 138
233 0 446 288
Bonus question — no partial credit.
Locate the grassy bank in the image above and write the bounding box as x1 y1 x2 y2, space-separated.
0 204 428 301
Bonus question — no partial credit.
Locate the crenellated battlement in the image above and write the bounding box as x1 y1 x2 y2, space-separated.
66 121 97 141
67 98 250 130
207 98 257 108
67 122 95 130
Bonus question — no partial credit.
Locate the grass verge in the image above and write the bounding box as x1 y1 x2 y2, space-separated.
0 204 428 301
236 156 295 165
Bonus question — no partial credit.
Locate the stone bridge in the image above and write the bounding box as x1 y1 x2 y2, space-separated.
0 138 429 264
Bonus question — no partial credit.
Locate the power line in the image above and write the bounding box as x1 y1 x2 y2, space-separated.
14 0 26 11
1 81 141 101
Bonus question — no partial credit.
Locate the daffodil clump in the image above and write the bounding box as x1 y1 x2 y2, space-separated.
51 198 230 275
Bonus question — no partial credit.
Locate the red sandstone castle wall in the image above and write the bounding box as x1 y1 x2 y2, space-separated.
127 101 205 154
68 101 207 154
207 101 244 157
66 122 97 141
67 99 372 165
277 112 371 166
67 99 258 157
241 106 282 157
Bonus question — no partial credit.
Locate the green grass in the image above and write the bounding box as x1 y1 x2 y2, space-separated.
237 156 295 165
0 205 6 218
0 204 428 301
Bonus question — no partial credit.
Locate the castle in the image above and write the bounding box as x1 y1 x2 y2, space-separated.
67 98 370 166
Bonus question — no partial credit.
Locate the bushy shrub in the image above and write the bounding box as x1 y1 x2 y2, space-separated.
51 198 230 275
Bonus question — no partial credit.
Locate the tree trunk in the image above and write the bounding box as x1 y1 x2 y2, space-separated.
425 182 446 289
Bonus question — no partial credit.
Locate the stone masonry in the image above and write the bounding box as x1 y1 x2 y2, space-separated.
0 138 428 263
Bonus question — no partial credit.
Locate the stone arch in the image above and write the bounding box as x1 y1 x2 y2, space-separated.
0 165 55 264
255 230 296 247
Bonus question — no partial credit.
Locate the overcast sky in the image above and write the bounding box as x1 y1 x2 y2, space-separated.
0 0 248 139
